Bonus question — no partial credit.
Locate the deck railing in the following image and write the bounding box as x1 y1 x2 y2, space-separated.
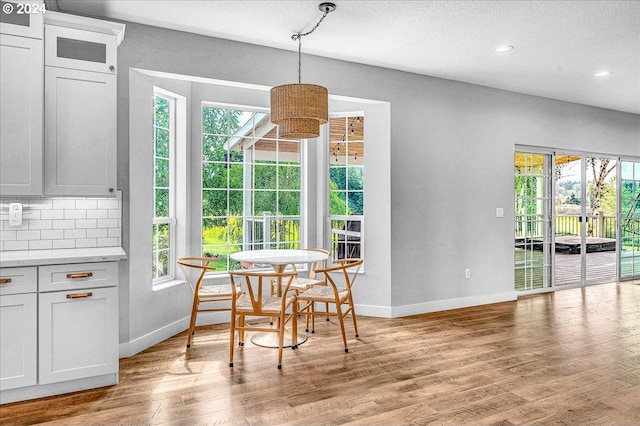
515 213 616 239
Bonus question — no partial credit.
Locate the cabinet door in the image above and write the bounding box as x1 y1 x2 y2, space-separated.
39 286 118 384
0 1 44 39
44 67 116 196
0 34 43 196
45 25 116 74
0 293 37 390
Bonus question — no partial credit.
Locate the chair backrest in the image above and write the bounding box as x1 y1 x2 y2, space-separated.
228 269 298 315
177 257 217 293
317 258 363 292
292 248 331 280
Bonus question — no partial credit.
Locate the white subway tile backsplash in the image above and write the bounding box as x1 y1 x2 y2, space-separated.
97 199 119 210
41 210 64 220
64 229 86 239
64 209 87 219
41 229 64 240
27 199 52 209
52 219 76 229
97 237 119 247
87 209 108 219
29 240 52 250
75 238 97 248
98 219 119 228
75 199 97 210
87 229 108 238
0 230 16 241
52 239 75 249
75 219 98 229
4 240 29 250
1 196 122 252
28 219 53 230
52 199 75 209
17 230 40 240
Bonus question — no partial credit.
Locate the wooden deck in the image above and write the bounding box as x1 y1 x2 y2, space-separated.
2 282 639 425
516 249 619 289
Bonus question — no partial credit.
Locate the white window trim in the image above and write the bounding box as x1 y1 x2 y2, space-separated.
152 88 185 289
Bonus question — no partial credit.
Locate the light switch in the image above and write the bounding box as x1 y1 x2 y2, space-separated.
496 207 504 218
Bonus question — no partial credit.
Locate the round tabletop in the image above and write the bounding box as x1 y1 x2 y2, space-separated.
230 249 329 265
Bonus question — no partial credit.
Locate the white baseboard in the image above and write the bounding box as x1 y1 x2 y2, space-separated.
119 312 231 358
387 291 518 318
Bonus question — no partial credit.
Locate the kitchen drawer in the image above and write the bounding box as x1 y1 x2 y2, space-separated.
0 267 37 295
39 262 118 292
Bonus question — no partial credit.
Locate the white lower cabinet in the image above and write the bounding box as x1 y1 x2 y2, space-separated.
0 261 119 403
0 293 37 391
38 286 118 384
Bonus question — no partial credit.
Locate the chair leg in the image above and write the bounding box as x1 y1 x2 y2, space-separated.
348 295 359 338
292 303 298 350
238 315 245 346
229 313 236 367
335 302 349 353
278 314 286 369
186 296 199 348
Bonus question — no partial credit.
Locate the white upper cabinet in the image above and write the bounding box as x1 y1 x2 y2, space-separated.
42 13 124 196
0 34 43 196
0 0 44 39
45 25 117 74
44 66 117 196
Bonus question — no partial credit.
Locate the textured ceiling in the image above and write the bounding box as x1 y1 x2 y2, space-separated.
54 0 640 114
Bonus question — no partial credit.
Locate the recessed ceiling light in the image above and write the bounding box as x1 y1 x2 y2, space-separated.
493 45 514 53
595 70 613 77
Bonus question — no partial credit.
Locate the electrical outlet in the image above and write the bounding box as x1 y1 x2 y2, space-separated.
465 268 471 279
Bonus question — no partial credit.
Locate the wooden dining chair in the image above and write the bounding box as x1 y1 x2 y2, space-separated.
228 269 299 369
297 258 363 353
270 248 330 324
177 257 241 349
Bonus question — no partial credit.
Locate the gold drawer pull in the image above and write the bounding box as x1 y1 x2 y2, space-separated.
66 272 93 279
66 292 93 299
0 278 12 284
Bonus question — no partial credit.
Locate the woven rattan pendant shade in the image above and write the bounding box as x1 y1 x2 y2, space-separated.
270 83 328 139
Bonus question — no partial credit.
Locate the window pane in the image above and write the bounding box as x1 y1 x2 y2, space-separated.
254 165 277 189
202 189 227 217
348 191 364 214
279 191 300 215
154 97 169 128
330 167 347 190
329 191 347 215
279 165 300 190
202 218 228 247
203 107 229 135
154 189 169 217
347 167 364 191
202 162 227 189
155 128 169 158
229 190 243 216
254 191 276 214
202 134 227 162
155 158 169 188
228 163 243 189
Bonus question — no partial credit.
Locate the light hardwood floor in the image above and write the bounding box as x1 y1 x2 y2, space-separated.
2 281 640 425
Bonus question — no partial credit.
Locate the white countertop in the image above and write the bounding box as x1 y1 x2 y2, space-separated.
0 247 127 268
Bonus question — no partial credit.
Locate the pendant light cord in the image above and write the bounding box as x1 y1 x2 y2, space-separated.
292 4 334 84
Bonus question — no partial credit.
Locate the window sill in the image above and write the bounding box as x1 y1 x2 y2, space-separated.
153 279 185 292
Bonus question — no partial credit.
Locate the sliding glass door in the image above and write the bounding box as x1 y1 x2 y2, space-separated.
620 160 640 280
553 154 617 286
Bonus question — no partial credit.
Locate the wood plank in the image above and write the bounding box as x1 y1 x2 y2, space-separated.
1 281 639 425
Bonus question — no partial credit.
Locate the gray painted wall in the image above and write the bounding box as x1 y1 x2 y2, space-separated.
114 20 640 352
